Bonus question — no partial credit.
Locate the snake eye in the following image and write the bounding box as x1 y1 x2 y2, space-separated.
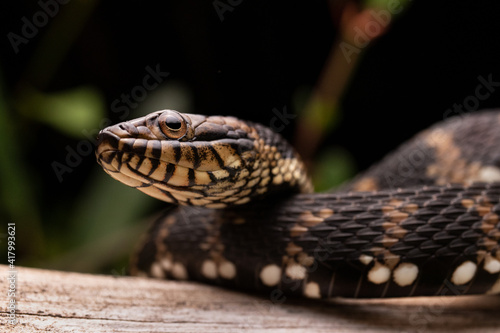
159 111 188 139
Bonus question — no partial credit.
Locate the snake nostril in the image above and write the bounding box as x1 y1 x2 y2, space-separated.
119 122 140 136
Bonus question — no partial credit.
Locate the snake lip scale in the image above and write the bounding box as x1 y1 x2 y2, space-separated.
96 109 500 299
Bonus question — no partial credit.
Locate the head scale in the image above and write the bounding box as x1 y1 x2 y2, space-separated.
96 110 311 208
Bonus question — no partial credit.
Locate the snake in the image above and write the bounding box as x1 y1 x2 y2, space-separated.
95 109 500 298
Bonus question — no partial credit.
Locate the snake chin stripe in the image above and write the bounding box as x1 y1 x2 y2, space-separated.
98 109 500 299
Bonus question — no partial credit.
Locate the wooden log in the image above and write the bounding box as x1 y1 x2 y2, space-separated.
1 264 499 332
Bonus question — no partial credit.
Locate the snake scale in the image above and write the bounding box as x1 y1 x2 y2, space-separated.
96 109 500 298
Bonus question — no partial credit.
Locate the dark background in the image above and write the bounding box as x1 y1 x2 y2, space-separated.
1 0 500 274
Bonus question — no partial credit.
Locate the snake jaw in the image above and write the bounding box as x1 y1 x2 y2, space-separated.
96 109 313 207
96 110 282 207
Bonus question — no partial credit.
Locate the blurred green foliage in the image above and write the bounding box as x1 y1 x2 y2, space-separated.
313 147 355 192
16 86 106 138
0 72 155 273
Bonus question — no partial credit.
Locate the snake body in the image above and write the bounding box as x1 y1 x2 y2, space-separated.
96 110 500 298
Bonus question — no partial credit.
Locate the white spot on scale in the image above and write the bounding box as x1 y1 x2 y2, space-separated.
303 282 321 299
259 264 282 287
150 262 165 279
393 263 419 287
201 260 218 279
451 261 477 285
219 261 237 279
367 262 391 285
297 253 315 267
483 255 500 274
171 262 188 280
160 258 173 271
478 166 500 182
359 254 374 265
285 263 307 280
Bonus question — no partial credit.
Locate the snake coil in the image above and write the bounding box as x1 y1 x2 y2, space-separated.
96 110 500 298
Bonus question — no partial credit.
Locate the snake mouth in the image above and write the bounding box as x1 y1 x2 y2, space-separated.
96 127 257 206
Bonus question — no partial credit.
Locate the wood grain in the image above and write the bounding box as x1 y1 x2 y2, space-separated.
1 265 499 332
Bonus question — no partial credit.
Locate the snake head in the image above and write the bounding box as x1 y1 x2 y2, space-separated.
96 110 311 207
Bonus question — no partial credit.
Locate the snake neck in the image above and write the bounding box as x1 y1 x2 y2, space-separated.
96 110 313 208
250 122 313 195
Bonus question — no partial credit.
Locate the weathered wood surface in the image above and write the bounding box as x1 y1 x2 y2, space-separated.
1 265 500 332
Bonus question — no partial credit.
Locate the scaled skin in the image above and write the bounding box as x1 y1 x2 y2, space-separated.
97 110 500 298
